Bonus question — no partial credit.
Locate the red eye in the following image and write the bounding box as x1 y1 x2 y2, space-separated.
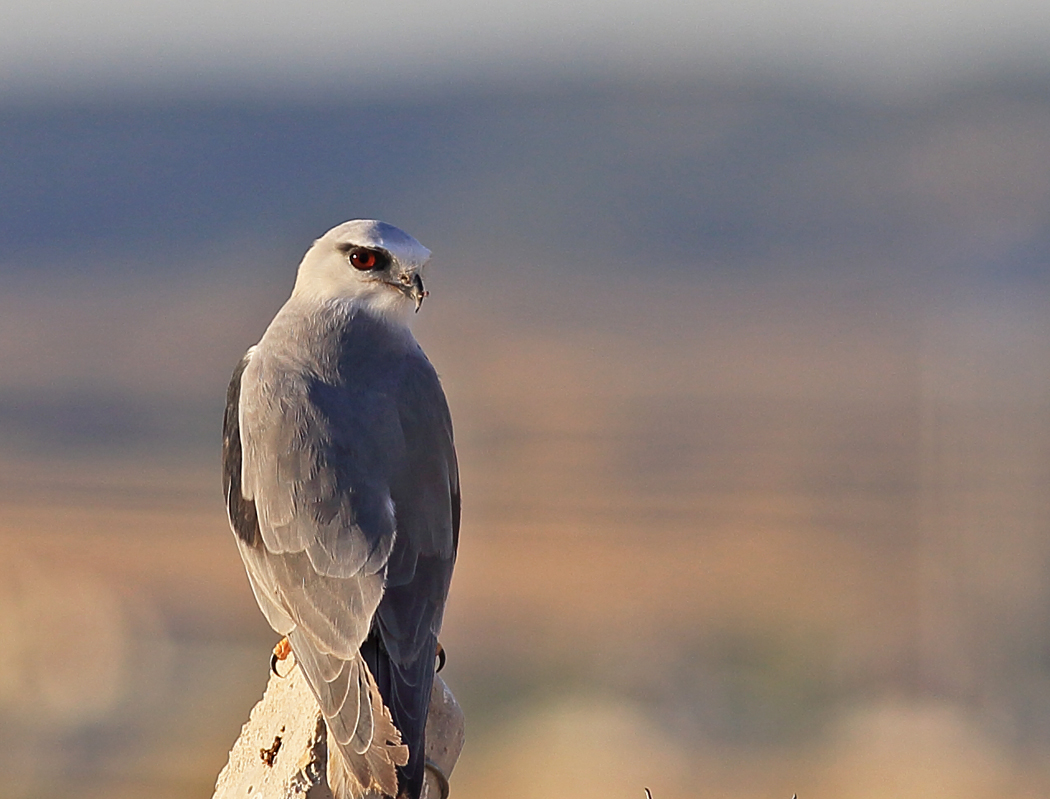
349 249 378 270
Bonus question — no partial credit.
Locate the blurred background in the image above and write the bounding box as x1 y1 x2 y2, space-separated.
2 1 1050 797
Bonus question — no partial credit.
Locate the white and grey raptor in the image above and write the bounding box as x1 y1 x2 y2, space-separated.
222 220 460 799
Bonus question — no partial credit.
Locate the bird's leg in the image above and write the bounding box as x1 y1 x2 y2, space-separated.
271 636 292 677
435 641 446 673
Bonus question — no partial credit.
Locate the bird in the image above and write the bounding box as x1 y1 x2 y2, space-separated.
222 220 460 799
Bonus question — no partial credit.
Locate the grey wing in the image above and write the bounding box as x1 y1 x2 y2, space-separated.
222 348 407 797
366 348 460 799
224 347 391 652
314 339 459 799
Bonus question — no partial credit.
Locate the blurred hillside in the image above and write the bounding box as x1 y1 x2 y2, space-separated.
4 79 1050 269
1 77 1050 798
3 78 1049 449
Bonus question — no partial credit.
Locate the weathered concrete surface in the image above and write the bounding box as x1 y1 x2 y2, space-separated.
213 653 464 799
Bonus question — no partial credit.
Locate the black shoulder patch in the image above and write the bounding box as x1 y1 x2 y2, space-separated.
222 352 261 547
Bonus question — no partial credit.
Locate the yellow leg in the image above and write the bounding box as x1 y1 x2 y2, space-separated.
270 636 292 677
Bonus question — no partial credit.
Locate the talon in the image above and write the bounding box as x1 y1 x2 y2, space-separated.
425 758 450 799
271 636 292 677
435 642 446 673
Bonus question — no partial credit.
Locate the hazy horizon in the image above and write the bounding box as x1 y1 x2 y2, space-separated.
4 0 1050 99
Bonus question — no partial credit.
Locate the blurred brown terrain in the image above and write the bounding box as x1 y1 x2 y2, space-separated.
2 79 1050 798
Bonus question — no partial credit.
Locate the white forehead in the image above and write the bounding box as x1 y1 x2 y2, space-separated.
318 219 431 267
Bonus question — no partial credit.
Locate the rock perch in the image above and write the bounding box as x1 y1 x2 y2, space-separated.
212 654 465 799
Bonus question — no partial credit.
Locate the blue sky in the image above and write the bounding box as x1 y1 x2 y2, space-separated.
3 0 1050 97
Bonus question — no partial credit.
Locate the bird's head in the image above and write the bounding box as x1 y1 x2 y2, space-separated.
291 220 432 321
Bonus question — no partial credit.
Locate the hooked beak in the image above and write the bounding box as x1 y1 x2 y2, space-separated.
408 272 428 312
391 268 429 311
